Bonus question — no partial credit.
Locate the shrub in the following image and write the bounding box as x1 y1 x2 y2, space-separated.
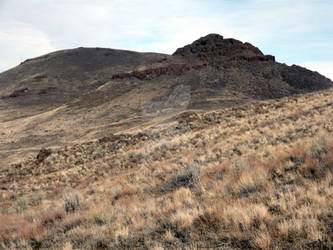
63 191 83 213
31 192 44 206
156 162 201 194
173 163 200 188
14 197 28 212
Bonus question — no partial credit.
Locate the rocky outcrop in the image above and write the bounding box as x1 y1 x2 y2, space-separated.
281 65 332 90
6 87 56 98
111 52 275 82
111 63 207 81
98 132 149 145
173 33 275 63
37 87 57 95
231 55 275 62
36 148 52 163
8 88 29 98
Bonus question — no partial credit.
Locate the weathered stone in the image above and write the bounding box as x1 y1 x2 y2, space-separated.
44 153 59 166
36 148 52 163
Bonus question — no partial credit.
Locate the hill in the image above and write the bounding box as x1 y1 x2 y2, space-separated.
0 34 332 249
0 34 332 167
1 88 333 249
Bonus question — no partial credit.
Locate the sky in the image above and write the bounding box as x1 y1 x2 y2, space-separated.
0 0 332 80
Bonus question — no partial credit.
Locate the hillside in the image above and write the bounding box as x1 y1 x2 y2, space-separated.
0 34 333 249
1 88 333 249
0 34 332 167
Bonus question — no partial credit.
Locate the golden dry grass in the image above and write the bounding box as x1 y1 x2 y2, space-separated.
0 88 333 249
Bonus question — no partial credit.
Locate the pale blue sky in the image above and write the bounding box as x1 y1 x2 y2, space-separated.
0 0 332 79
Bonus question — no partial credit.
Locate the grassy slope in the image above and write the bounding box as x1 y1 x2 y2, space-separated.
0 88 332 249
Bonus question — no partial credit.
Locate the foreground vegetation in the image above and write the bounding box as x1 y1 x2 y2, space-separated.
1 89 333 249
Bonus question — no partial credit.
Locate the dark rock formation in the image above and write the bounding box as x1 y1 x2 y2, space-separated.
36 148 52 163
37 87 57 95
9 88 29 98
173 34 275 64
231 55 275 62
280 64 332 90
6 87 57 98
111 63 207 81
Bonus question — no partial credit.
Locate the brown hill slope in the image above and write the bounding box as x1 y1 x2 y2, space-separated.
0 34 332 167
0 88 332 249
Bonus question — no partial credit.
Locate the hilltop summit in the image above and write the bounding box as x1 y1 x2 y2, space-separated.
173 34 275 63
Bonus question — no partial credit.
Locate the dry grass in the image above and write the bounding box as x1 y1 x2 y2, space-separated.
0 89 333 249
